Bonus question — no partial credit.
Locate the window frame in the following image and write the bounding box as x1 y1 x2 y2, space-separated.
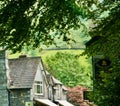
34 81 43 95
54 84 61 99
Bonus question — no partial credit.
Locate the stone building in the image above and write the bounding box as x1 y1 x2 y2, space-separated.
0 50 73 106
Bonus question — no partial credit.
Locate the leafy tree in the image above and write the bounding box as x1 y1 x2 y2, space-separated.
45 52 92 87
84 0 120 106
1 0 120 105
0 0 89 52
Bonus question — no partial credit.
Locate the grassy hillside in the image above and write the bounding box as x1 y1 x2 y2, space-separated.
8 49 92 88
8 49 91 68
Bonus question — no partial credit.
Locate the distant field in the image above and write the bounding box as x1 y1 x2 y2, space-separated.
8 49 92 69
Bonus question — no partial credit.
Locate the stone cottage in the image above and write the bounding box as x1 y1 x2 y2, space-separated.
0 50 73 106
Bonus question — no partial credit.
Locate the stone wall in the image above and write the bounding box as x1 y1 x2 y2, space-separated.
9 89 32 106
0 50 9 106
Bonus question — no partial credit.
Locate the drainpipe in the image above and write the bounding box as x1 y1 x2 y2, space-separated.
52 85 55 102
8 89 10 106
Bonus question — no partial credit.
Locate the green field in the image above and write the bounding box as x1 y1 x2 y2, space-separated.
8 49 92 68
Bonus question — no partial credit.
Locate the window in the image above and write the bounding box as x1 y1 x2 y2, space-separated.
34 81 43 95
55 85 61 99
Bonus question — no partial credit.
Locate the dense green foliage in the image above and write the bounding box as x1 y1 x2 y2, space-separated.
45 52 92 87
1 0 120 105
84 0 120 106
0 0 89 52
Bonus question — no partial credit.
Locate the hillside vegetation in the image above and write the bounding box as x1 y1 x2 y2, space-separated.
8 49 92 88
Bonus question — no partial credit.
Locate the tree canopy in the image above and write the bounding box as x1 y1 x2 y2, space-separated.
0 0 89 52
45 52 92 87
85 0 120 59
84 0 120 105
0 0 120 105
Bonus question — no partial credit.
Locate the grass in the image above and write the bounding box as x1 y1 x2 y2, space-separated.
8 49 92 69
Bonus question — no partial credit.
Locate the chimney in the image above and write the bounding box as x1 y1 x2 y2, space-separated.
19 55 27 58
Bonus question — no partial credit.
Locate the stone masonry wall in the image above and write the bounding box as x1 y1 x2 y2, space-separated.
9 89 31 106
0 50 9 106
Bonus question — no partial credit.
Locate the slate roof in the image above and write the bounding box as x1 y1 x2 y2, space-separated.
52 77 62 85
46 71 63 85
8 56 41 89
